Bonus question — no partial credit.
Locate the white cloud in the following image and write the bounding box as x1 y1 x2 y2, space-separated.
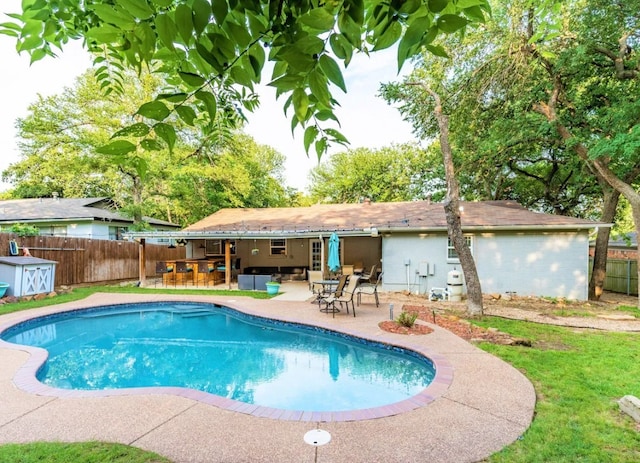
0 2 416 194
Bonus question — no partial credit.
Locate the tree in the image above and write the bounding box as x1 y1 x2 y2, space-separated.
413 84 483 315
382 0 640 303
308 143 445 203
1 0 491 315
3 69 291 226
0 0 490 160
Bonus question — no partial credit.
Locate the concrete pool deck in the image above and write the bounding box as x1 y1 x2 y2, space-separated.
0 290 536 463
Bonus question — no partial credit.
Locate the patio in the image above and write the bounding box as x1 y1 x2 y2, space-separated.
0 287 535 463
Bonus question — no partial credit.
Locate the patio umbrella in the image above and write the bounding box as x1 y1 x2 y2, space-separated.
327 232 341 273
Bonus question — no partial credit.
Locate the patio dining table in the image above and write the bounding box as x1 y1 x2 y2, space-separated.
312 279 340 312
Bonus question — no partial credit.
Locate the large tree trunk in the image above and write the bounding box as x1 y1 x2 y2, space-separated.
422 85 483 316
588 188 619 300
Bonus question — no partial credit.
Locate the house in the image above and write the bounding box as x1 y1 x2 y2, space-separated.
589 232 638 260
127 200 605 300
0 197 179 241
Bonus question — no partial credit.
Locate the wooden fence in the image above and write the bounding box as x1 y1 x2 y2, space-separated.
590 258 639 296
0 234 186 287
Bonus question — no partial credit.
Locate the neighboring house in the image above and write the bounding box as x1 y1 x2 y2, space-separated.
128 200 605 300
0 197 179 241
589 232 638 260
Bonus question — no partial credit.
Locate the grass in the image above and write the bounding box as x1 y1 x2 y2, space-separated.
470 317 640 463
0 283 272 316
1 286 639 462
0 441 170 463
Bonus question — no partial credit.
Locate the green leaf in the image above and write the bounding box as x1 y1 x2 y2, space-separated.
192 0 211 35
428 0 449 13
153 122 176 152
315 137 328 160
303 125 319 155
325 128 348 144
96 140 137 155
195 90 217 121
308 69 331 108
315 110 338 122
178 71 206 86
115 0 154 20
319 55 346 92
18 35 43 52
174 3 193 43
157 92 188 103
90 4 136 30
398 0 422 14
398 15 431 69
456 0 486 7
211 0 228 24
437 14 468 33
225 20 252 48
463 5 486 22
85 25 122 43
268 75 303 92
425 44 449 57
150 0 173 6
136 101 170 121
175 105 197 125
230 65 254 88
373 20 402 51
140 138 164 151
299 8 335 31
338 10 361 47
156 13 177 51
112 122 150 138
292 88 309 122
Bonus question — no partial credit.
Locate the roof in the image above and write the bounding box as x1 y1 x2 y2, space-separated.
0 256 57 266
0 197 178 228
148 200 603 239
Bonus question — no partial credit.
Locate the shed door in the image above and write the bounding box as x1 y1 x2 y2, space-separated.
22 265 53 296
22 266 39 296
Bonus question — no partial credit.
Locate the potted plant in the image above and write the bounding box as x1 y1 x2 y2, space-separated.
265 281 280 295
0 282 9 298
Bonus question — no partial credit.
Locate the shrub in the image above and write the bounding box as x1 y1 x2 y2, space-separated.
6 223 40 237
397 311 418 328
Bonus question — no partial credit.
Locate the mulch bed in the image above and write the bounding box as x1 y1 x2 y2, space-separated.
379 305 526 345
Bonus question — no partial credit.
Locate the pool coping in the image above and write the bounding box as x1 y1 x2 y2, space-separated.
0 292 537 463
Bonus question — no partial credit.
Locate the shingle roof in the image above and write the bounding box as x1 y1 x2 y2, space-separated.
0 197 178 228
183 200 603 235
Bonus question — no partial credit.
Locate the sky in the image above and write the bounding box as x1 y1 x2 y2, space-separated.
0 1 417 193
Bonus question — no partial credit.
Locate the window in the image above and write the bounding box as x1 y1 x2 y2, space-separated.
109 226 126 240
447 236 473 261
205 239 236 255
41 225 67 237
270 238 287 256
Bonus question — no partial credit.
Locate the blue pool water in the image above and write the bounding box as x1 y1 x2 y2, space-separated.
1 302 436 412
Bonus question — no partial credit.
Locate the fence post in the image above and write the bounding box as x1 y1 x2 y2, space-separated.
139 238 146 286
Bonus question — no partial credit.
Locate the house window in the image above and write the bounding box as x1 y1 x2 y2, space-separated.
41 225 67 237
270 239 286 256
205 239 236 256
447 236 473 261
109 226 126 240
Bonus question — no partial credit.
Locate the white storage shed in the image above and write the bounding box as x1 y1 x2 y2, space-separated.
0 256 57 297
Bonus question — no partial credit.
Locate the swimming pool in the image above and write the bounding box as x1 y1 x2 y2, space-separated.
1 301 437 416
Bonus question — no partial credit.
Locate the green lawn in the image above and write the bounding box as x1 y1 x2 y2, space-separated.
1 287 639 462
